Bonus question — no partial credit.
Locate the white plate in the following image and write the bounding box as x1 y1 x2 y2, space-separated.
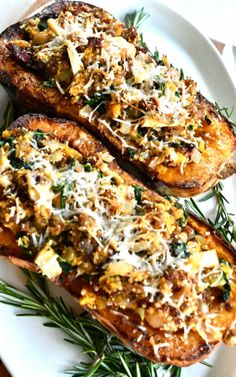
222 44 236 90
0 1 236 376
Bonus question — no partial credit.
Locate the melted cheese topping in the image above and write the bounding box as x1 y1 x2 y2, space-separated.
0 129 233 345
15 8 209 172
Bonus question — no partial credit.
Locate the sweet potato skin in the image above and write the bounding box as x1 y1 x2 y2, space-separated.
0 113 236 366
0 1 235 197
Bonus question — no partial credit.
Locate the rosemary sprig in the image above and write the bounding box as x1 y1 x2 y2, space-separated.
186 184 236 245
124 8 150 52
215 102 235 122
200 182 236 244
124 7 149 29
186 198 206 220
0 271 181 377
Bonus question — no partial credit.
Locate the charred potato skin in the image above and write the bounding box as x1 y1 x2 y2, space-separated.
0 113 236 366
0 1 235 197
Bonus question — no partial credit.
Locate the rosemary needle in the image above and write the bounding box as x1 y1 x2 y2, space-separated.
0 271 180 377
124 7 149 29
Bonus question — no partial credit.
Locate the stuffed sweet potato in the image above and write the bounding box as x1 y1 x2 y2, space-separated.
0 113 236 366
0 1 235 197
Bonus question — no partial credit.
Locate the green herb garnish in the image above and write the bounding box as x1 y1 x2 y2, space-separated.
69 157 75 169
43 79 56 88
58 260 74 274
179 68 184 80
222 273 231 301
133 185 144 205
154 76 165 95
33 129 45 148
83 163 92 172
137 125 148 137
38 20 48 31
10 157 33 170
52 181 74 209
84 90 113 114
127 147 136 159
170 142 180 148
171 242 190 259
153 49 159 62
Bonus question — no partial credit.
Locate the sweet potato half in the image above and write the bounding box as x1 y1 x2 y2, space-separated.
0 114 236 367
0 1 235 197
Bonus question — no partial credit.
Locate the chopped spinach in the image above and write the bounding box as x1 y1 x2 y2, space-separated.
69 158 75 169
222 274 231 302
178 218 186 227
38 20 48 31
188 124 194 131
170 142 180 149
1 136 33 170
43 79 56 88
83 163 92 172
59 260 74 274
127 147 136 159
52 182 63 194
137 125 147 137
84 89 114 114
52 181 74 208
0 137 14 149
171 241 190 259
10 157 33 170
219 259 232 302
133 185 144 205
219 258 232 267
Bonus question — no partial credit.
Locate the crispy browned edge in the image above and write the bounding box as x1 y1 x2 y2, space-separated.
0 113 236 366
0 1 235 197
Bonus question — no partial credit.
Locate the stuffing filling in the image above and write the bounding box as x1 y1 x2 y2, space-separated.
7 6 215 172
0 128 234 345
